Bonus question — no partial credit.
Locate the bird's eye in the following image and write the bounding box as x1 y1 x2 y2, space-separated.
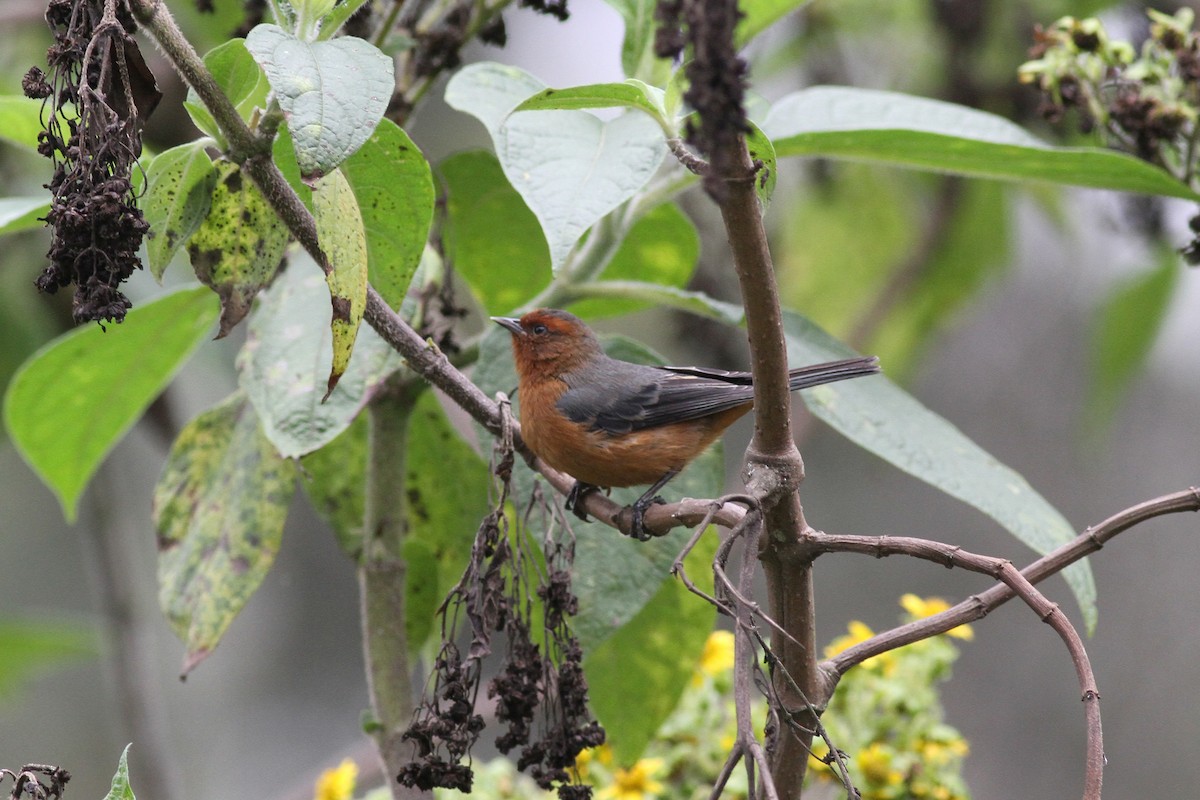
531 323 548 335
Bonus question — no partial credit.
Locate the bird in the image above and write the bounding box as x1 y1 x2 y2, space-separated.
492 308 880 540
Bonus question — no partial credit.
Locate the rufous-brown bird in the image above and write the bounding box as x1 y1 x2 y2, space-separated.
493 308 880 539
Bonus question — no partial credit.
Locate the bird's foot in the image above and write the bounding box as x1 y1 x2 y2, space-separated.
628 495 668 541
565 481 600 522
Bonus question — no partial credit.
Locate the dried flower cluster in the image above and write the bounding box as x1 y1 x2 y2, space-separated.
654 0 750 200
1021 9 1200 262
398 463 603 798
24 0 160 324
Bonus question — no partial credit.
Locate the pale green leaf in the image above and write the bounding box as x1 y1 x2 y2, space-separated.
341 119 433 309
237 259 401 458
3 287 218 521
187 161 290 337
781 310 1098 631
515 80 669 129
764 86 1200 200
245 24 395 181
144 142 218 279
446 63 667 273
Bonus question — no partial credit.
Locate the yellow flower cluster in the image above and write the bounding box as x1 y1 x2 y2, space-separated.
313 759 358 800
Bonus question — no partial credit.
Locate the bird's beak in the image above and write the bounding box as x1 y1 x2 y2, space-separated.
491 316 524 336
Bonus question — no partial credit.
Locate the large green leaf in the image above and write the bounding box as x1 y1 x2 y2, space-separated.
144 142 218 279
313 168 369 397
446 63 667 273
0 619 96 698
341 119 434 309
440 150 549 313
1088 246 1178 428
187 160 290 337
473 330 725 650
153 393 296 674
0 96 43 152
781 310 1097 631
3 287 218 521
764 86 1200 200
0 197 49 237
737 0 814 45
245 24 394 181
237 258 402 458
585 531 717 764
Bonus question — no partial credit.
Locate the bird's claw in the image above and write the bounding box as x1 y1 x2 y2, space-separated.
565 481 598 522
627 495 668 541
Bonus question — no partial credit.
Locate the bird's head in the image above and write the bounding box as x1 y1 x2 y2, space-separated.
492 308 603 377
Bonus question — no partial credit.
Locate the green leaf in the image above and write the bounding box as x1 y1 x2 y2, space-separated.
245 24 395 181
781 310 1097 631
341 119 434 309
600 0 672 83
764 86 1200 200
473 330 725 650
737 0 814 46
585 530 717 763
568 202 700 319
0 619 96 698
313 168 369 398
746 120 778 205
184 39 271 145
153 393 296 674
0 197 49 237
1088 247 1178 428
102 744 136 800
0 96 44 152
237 258 402 458
300 413 367 558
3 287 218 521
515 80 669 130
446 63 667 273
318 0 371 39
187 160 290 337
440 150 549 313
273 124 315 212
403 392 492 651
144 142 218 279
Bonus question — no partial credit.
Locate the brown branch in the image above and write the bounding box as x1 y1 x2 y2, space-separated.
826 487 1200 671
808 530 1104 800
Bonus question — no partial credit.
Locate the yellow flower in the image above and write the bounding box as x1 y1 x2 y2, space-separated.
313 758 357 800
597 758 665 800
825 621 893 671
900 594 974 640
699 630 735 676
858 742 902 787
575 744 614 779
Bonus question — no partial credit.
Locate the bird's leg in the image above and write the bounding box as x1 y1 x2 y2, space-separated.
565 481 601 521
628 469 680 541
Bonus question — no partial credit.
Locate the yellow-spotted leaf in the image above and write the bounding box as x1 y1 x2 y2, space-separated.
153 393 296 674
312 168 368 398
187 161 290 337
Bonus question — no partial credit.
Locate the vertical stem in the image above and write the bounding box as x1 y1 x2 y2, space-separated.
716 124 818 800
360 382 418 797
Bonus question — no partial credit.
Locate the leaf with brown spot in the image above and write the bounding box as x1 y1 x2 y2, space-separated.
152 393 296 674
187 160 290 338
144 142 218 279
312 168 368 398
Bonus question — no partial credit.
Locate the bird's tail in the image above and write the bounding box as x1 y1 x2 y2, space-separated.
788 355 881 391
